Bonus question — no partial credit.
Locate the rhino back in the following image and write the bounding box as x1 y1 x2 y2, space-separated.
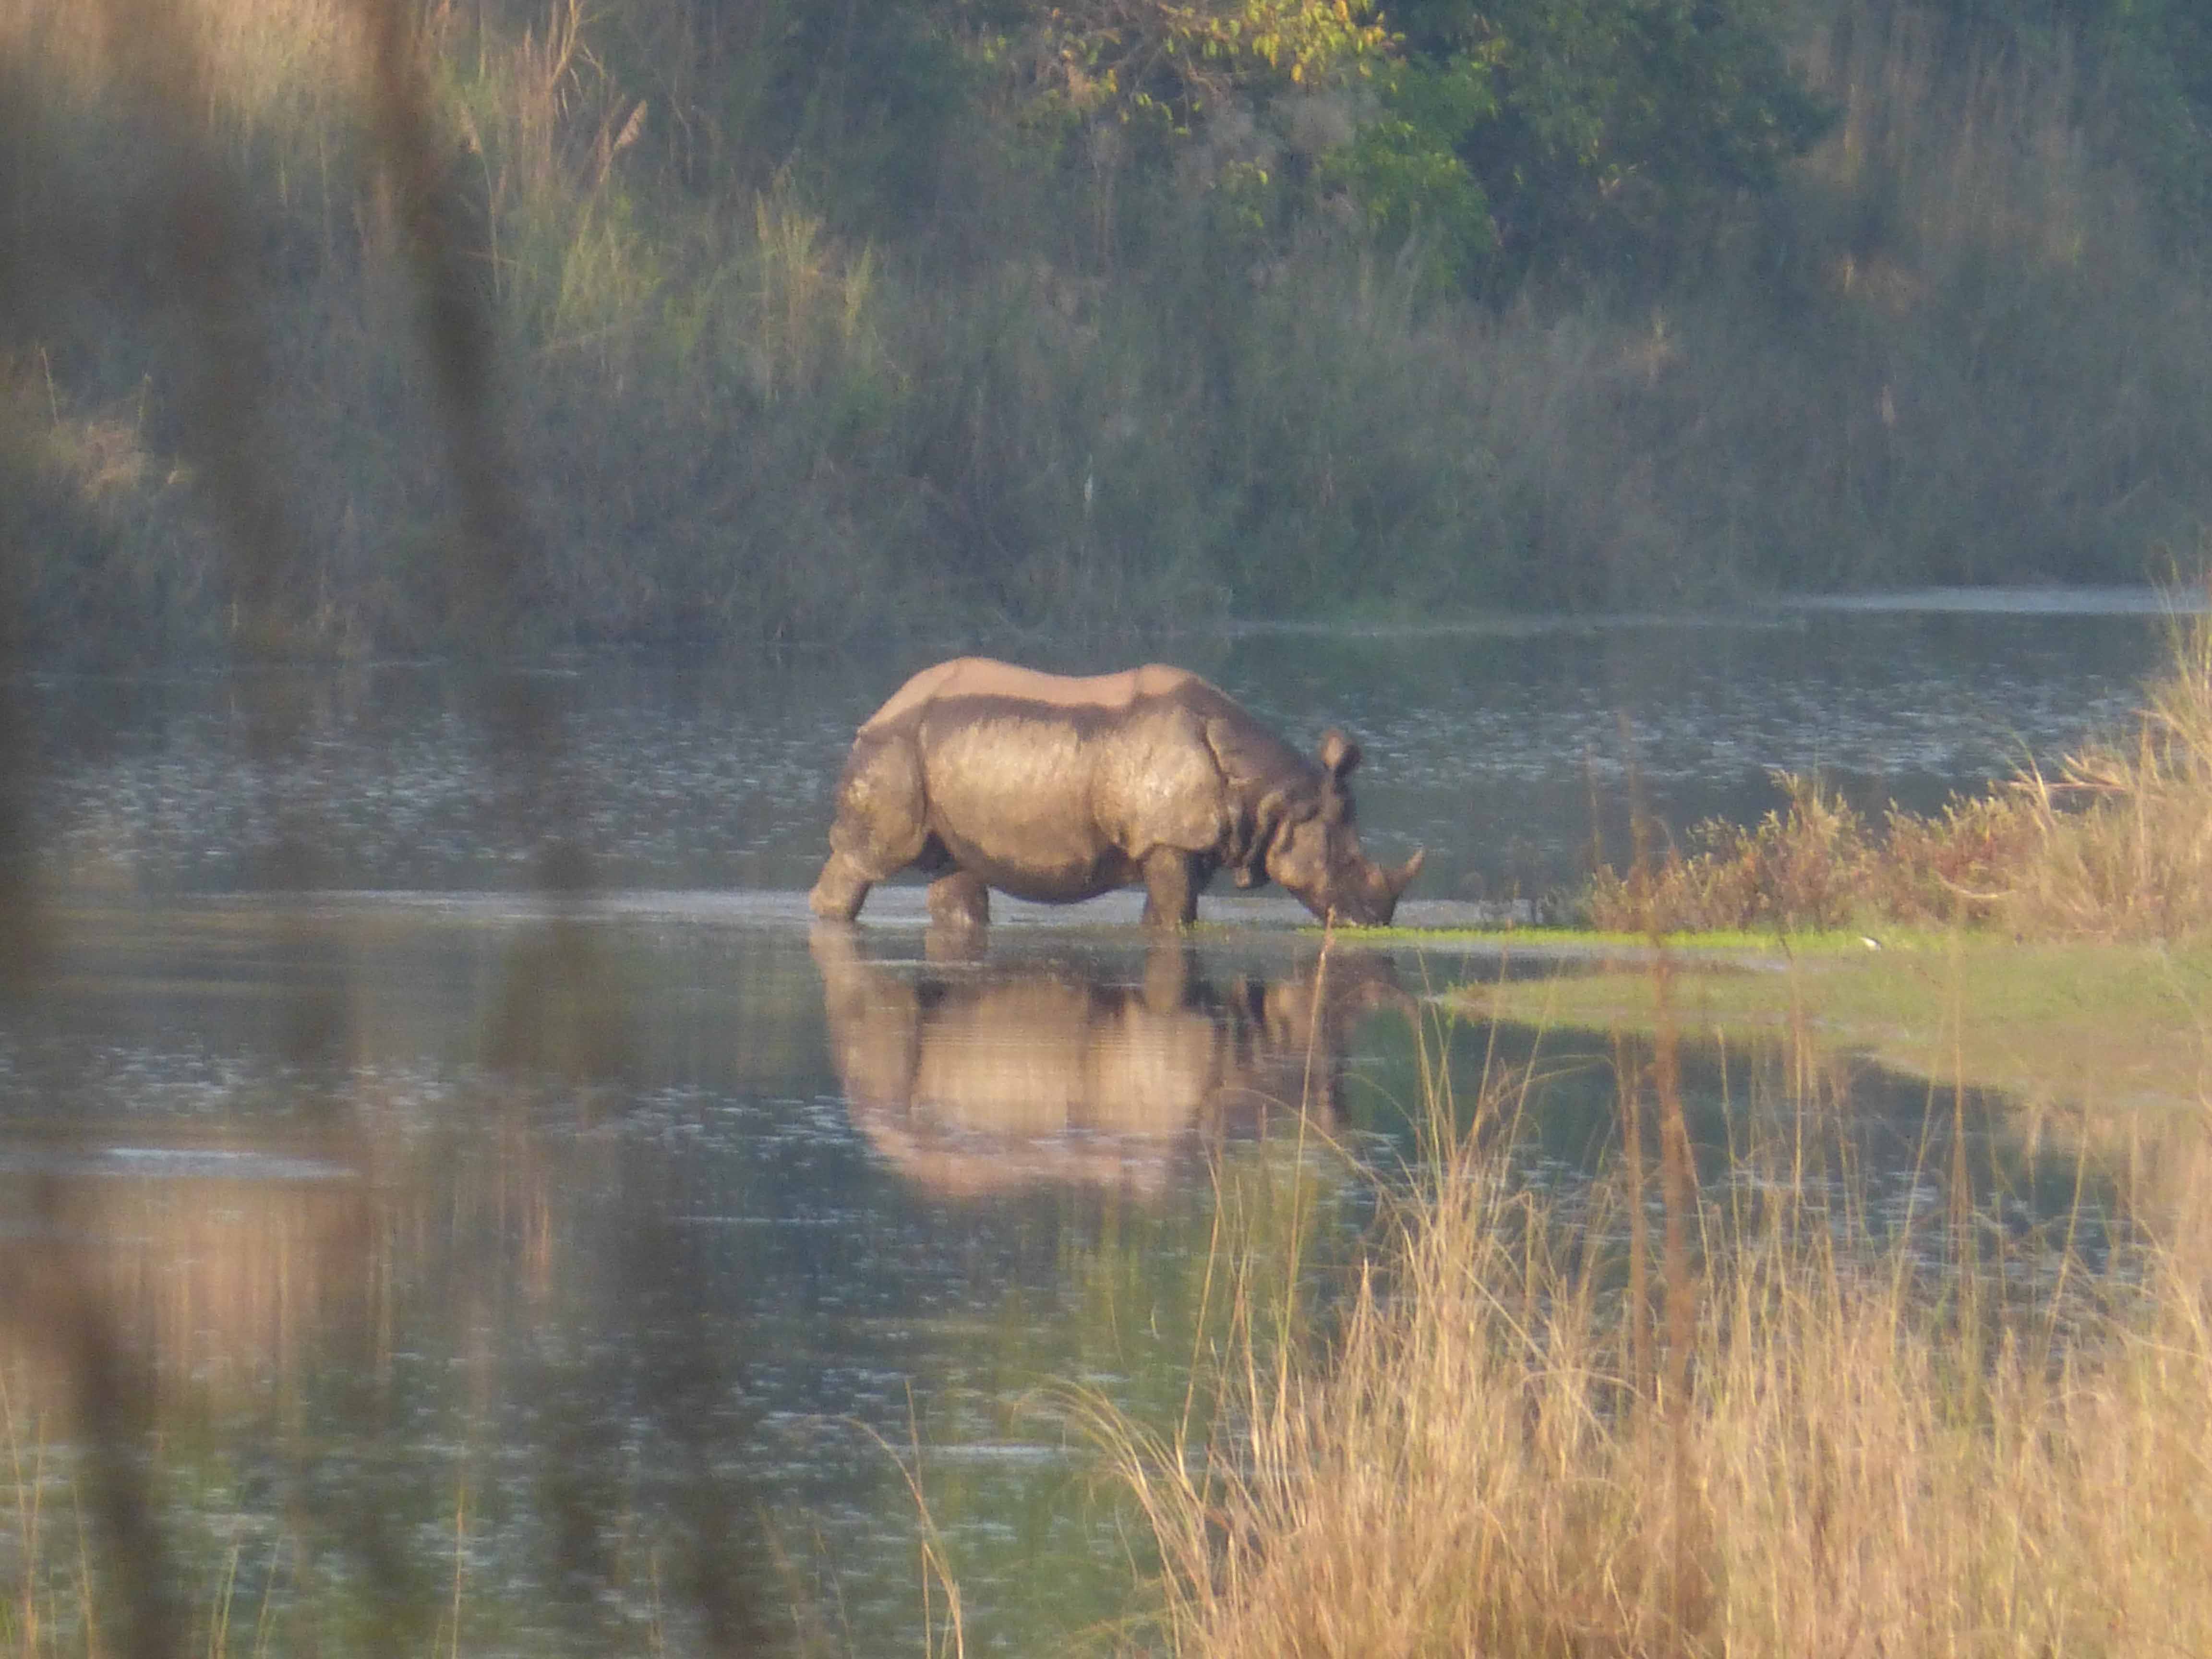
862 658 1204 733
914 699 1227 899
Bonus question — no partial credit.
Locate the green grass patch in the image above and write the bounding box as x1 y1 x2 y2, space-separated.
1455 933 2212 1112
1342 924 1881 956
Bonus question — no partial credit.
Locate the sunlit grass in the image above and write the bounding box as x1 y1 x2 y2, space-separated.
1460 934 2212 1115
1091 976 2212 1658
1336 924 1883 955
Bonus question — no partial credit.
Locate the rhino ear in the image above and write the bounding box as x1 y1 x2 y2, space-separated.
1206 716 1281 794
1387 847 1425 899
1317 729 1361 782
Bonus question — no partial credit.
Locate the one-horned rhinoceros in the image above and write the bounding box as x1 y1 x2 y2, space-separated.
807 658 1424 929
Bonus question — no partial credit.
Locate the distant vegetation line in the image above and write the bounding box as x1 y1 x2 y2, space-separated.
5 0 2212 660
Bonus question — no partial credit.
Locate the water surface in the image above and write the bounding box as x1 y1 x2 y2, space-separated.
1 605 2182 1652
29 603 2169 903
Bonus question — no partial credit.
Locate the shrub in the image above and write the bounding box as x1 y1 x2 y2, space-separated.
1587 772 1875 933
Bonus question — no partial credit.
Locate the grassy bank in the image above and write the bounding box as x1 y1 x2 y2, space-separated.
1430 594 2212 1111
1099 986 2212 1657
1096 601 2212 1652
1459 933 2212 1112
1039 483 2212 1657
4 0 2211 658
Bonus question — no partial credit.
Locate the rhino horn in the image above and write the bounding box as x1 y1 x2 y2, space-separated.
1386 848 1425 901
1317 729 1362 781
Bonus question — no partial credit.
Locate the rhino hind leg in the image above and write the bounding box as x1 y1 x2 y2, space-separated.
809 734 930 922
809 851 876 921
1140 848 1200 929
926 869 991 931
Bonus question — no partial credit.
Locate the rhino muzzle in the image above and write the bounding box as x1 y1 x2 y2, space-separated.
1318 847 1425 927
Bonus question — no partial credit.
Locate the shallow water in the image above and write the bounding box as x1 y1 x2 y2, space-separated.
2 899 2129 1651
28 602 2168 904
0 604 2182 1653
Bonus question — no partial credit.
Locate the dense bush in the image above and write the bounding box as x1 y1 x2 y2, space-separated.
2 0 2209 658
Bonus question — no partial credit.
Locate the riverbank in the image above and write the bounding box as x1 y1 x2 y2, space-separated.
1103 1026 2212 1656
1547 589 2211 942
1435 600 2212 1105
1454 931 2212 1113
7 0 2212 659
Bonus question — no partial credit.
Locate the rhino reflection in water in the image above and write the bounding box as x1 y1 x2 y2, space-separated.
810 658 1423 929
812 928 1412 1196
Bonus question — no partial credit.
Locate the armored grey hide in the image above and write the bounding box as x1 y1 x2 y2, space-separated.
808 658 1423 929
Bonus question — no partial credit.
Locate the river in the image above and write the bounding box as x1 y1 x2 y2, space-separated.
0 598 2182 1654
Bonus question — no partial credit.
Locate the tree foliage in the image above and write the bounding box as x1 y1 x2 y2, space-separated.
1377 0 1834 287
1320 52 1500 285
1938 0 2212 249
1025 0 1390 125
981 0 1831 290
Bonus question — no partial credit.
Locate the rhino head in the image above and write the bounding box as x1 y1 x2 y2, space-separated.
1257 730 1424 927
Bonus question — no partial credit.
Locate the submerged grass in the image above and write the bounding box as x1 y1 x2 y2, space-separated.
1092 964 2212 1658
1460 935 2212 1112
1341 925 1880 956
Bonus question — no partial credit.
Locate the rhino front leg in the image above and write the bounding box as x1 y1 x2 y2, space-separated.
1140 848 1200 929
926 869 991 931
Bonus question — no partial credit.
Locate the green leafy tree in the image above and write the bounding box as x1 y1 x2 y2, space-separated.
1374 0 1832 287
1026 0 1391 126
1321 51 1501 287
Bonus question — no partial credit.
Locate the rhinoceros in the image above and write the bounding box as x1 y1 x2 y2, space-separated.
807 658 1423 928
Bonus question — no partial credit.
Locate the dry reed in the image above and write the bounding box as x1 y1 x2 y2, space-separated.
1094 1000 2212 1658
1588 588 2212 939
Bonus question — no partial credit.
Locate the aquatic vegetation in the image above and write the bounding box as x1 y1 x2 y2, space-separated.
1459 936 2212 1116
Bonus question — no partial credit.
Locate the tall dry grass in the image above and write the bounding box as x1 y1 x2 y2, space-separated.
1982 603 2212 934
1096 996 2212 1658
1610 0 2212 595
1589 584 2212 938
